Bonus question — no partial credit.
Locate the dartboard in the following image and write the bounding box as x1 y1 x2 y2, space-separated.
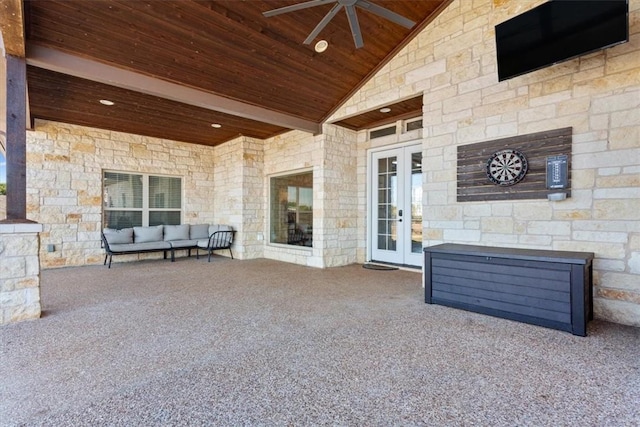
486 149 528 186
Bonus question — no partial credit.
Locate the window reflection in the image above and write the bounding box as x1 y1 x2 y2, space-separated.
270 172 313 247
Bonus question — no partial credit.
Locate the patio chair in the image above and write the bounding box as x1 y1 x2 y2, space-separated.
287 224 305 245
196 229 236 262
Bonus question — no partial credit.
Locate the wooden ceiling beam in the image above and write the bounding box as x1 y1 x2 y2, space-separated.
0 0 25 57
26 45 322 135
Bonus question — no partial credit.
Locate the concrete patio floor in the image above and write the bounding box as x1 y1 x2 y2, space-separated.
1 257 639 426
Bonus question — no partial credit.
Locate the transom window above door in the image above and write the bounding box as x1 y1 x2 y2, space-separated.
102 171 182 229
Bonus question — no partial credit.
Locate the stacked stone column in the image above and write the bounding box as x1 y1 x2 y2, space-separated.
0 222 43 324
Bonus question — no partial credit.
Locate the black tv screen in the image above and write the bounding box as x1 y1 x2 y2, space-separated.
496 0 629 81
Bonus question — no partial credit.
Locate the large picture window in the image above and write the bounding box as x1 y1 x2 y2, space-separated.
270 172 313 247
103 171 182 229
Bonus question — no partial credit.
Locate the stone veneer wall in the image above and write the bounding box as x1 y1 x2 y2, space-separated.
318 124 358 267
331 0 640 326
212 136 265 260
26 120 221 267
262 130 323 267
261 127 358 268
0 222 43 324
23 119 360 269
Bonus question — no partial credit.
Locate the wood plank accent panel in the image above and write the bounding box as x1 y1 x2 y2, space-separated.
457 128 572 202
424 244 594 336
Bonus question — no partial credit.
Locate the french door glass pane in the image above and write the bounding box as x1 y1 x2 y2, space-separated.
411 152 423 254
387 235 397 251
378 158 388 173
377 156 397 250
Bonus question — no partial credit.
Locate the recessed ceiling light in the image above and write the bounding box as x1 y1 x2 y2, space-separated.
315 40 329 53
211 123 222 128
379 107 391 113
99 99 115 106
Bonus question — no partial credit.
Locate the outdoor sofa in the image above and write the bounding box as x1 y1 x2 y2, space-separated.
101 224 235 268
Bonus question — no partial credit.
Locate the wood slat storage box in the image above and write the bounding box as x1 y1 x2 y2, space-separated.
424 244 594 336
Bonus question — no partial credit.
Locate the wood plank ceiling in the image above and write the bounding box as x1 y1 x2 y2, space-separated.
331 95 424 131
21 0 450 147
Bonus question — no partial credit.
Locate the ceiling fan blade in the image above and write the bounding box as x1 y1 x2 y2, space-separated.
303 3 343 44
345 5 364 49
356 0 416 28
263 0 335 17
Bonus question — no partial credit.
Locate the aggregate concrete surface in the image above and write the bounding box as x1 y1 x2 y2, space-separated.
1 257 639 426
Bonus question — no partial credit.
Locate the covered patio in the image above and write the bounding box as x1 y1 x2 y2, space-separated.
2 258 638 425
1 0 638 329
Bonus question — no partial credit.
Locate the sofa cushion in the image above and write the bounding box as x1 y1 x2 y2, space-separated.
133 225 164 243
103 228 134 245
164 224 190 241
190 224 210 240
168 239 198 249
110 241 171 253
208 224 220 236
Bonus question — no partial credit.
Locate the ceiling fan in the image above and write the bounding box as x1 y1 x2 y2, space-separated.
263 0 416 49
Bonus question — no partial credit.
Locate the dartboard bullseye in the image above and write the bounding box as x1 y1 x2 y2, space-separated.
486 149 528 186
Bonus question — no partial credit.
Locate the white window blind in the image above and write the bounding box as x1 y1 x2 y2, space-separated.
103 171 182 229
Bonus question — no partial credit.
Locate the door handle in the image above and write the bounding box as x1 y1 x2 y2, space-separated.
398 209 403 222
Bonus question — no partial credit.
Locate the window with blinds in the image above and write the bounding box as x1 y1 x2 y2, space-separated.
103 171 182 229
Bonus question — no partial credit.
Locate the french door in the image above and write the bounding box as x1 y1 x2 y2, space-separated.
370 145 423 267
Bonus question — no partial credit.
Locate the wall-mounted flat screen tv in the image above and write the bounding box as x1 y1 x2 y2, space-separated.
495 0 629 81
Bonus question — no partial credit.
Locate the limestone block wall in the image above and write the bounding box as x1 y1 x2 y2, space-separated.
26 120 219 268
317 124 358 267
0 223 43 324
0 195 6 219
259 125 358 268
23 119 359 269
331 0 640 326
211 136 265 260
262 130 324 267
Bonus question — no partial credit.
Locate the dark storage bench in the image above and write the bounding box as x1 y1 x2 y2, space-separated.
423 244 594 336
